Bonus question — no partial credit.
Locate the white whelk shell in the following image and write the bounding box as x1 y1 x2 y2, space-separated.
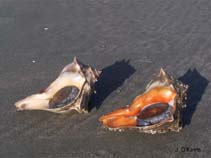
15 57 101 113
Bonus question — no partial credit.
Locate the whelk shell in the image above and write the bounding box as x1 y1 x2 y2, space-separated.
15 57 101 113
99 68 188 134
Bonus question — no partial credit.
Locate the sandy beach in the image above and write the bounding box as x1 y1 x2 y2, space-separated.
0 0 210 157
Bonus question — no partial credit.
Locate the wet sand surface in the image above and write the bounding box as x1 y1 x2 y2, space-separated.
0 0 211 157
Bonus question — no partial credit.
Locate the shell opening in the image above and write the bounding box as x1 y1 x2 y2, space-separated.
137 103 174 126
49 86 80 109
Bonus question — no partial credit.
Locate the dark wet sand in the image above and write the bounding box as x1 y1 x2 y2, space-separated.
0 0 211 157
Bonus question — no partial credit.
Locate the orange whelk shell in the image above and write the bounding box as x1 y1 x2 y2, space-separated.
99 68 188 134
15 57 101 113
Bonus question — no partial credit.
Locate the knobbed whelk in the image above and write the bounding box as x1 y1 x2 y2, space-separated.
15 57 101 113
99 69 188 134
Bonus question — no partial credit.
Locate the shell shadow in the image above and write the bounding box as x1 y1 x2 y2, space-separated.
178 68 209 126
89 60 136 111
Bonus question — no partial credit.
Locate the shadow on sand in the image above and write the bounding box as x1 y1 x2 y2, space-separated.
89 60 136 111
178 68 209 126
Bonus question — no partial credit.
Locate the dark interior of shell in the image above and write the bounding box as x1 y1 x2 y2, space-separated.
49 86 80 109
138 103 169 119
